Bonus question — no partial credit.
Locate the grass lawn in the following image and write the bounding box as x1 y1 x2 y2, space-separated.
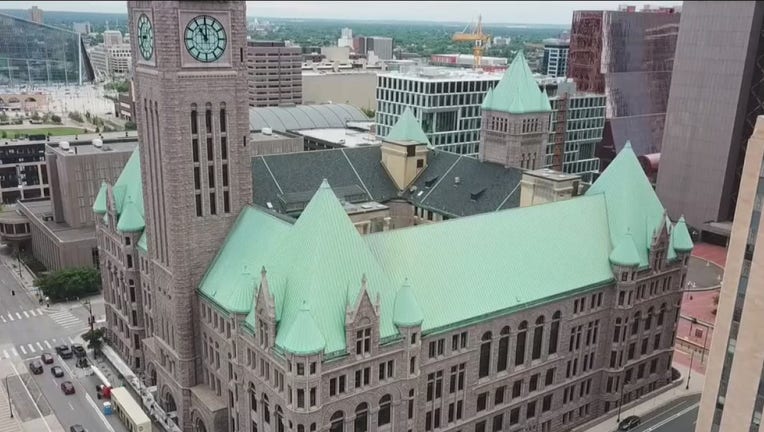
0 126 86 139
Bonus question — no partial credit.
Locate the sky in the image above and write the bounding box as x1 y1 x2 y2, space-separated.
3 1 681 25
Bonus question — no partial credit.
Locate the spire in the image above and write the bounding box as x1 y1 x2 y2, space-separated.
385 107 431 145
609 229 641 267
671 216 694 253
116 196 145 232
393 278 424 327
483 51 551 114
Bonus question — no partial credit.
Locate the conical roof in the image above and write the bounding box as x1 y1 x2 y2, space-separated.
482 51 551 114
609 230 641 267
116 197 145 232
671 216 694 253
278 301 326 356
393 279 424 327
386 107 431 145
93 182 108 214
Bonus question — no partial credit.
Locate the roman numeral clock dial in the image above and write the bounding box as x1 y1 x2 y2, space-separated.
185 15 227 62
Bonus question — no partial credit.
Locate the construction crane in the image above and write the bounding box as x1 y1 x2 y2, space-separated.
452 15 491 69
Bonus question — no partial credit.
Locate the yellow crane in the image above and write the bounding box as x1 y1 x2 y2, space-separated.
452 15 491 69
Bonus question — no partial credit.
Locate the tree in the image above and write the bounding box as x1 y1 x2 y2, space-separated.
68 111 84 122
124 121 137 131
361 107 376 119
82 327 105 358
35 267 101 302
50 114 62 124
0 112 8 122
31 111 41 121
0 131 6 139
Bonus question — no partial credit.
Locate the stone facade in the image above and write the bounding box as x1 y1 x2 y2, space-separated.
480 110 550 170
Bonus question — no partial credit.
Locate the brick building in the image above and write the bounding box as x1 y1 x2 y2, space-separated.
97 2 692 431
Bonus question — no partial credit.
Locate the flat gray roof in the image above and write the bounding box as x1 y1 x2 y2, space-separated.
249 104 371 132
18 200 95 243
49 139 138 156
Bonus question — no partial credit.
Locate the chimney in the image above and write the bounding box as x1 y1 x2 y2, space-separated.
520 168 582 208
380 139 428 191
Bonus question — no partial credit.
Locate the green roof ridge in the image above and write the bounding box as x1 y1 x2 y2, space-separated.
93 182 108 214
116 197 145 232
671 216 694 253
276 300 326 356
393 278 424 327
137 231 148 253
609 230 641 267
482 51 551 114
112 149 143 218
386 107 431 145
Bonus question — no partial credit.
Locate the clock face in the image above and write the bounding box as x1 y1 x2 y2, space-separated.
137 14 154 61
184 15 227 63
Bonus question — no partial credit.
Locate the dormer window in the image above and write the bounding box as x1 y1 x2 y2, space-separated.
356 328 371 355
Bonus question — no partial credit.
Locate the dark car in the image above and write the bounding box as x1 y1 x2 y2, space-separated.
71 344 86 359
618 415 641 431
60 381 75 395
28 360 43 375
56 345 73 359
51 366 65 378
70 425 86 432
41 352 54 364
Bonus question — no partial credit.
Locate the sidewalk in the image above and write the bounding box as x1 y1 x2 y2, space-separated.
577 361 704 432
0 360 65 432
0 383 22 432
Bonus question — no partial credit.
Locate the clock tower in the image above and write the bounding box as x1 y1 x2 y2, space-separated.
127 1 251 428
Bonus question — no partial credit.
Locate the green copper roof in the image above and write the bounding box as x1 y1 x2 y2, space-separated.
586 141 666 268
482 51 552 114
276 301 326 355
393 279 424 327
671 216 694 253
116 198 145 232
609 230 641 267
385 107 431 145
93 182 108 214
199 206 292 314
137 231 148 253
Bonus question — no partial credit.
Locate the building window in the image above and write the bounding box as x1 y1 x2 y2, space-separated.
356 328 371 355
330 411 344 432
191 109 198 135
532 316 545 360
515 321 527 366
477 392 488 411
497 327 510 372
479 332 492 378
220 108 227 133
354 403 368 432
548 311 561 355
378 395 391 426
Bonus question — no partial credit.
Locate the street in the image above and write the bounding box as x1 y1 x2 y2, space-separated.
0 250 128 432
626 394 700 432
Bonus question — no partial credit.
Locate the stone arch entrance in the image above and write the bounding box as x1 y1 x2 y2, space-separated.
191 411 208 432
161 386 178 425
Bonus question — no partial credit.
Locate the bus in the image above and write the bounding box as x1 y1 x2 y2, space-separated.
110 387 151 432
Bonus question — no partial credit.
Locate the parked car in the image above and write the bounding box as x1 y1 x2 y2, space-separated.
56 345 73 359
51 366 65 378
41 352 54 364
28 360 43 375
618 415 642 431
60 381 75 395
69 426 86 432
71 344 86 359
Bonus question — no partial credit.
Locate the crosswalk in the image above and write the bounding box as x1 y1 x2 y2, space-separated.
0 308 84 330
1 336 76 359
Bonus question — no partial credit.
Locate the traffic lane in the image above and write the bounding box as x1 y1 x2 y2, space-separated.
27 354 119 432
0 261 37 312
631 406 698 432
631 396 700 432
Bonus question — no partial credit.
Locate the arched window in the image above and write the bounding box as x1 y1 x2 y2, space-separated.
262 394 270 424
378 395 392 426
515 321 528 366
548 311 561 355
645 307 654 331
330 411 345 432
249 383 257 412
479 332 492 378
354 403 368 432
276 405 285 432
657 303 666 326
298 426 305 432
194 418 207 432
497 327 510 372
631 311 641 335
613 318 622 343
311 423 317 431
532 316 545 360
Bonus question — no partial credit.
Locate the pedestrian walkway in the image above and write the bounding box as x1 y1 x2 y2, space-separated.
0 336 77 359
0 382 22 432
0 308 44 324
45 309 84 330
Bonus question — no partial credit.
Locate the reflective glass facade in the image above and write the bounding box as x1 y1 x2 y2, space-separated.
0 13 94 86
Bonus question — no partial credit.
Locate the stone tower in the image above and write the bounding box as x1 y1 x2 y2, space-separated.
479 52 552 169
127 1 252 428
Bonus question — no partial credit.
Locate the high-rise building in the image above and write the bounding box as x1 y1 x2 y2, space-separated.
246 40 302 107
542 38 569 78
28 6 43 24
657 2 764 238
568 7 680 167
354 36 393 60
376 60 605 181
338 27 353 48
73 22 91 35
100 3 690 431
103 30 124 47
0 12 94 86
89 43 132 79
696 116 764 432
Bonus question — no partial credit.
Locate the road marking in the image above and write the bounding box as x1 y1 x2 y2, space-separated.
36 342 43 350
7 313 13 321
37 308 43 314
27 344 34 353
11 348 17 357
85 393 116 432
2 350 7 359
68 402 74 411
23 311 29 318
51 338 56 343
19 345 25 355
15 312 21 320
29 309 36 317
68 337 75 344
8 361 53 432
642 403 699 432
44 340 51 349
1 316 5 323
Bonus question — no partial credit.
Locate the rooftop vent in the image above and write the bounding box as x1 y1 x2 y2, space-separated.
60 141 70 150
262 127 273 135
92 138 103 148
454 176 461 185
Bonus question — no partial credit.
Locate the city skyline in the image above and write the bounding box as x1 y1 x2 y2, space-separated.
2 0 682 25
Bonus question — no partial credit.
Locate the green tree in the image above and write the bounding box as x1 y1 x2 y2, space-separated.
68 111 84 122
124 121 137 131
50 114 62 124
35 267 101 302
0 131 6 139
31 111 41 121
0 112 8 122
82 327 105 358
361 107 376 118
